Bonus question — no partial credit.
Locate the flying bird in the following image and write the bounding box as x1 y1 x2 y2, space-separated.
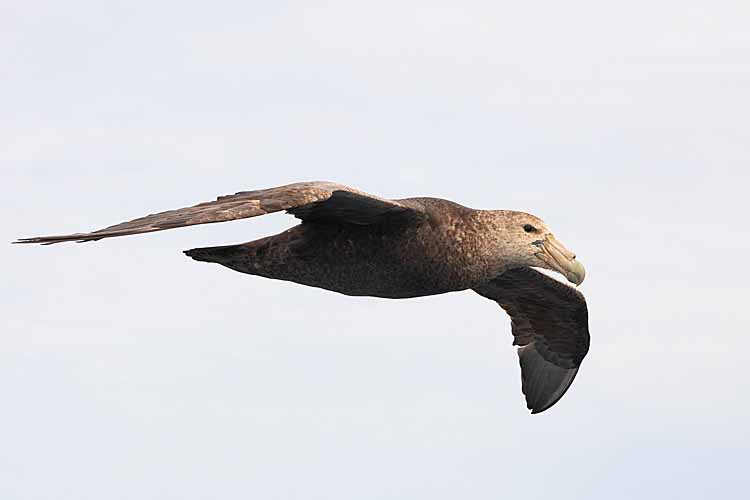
16 181 589 413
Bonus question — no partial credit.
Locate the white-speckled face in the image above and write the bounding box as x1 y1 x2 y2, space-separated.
500 211 586 286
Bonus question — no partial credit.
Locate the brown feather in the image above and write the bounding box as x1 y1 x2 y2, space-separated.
474 268 590 413
14 181 425 245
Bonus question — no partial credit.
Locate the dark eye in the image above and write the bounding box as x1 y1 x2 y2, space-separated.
523 224 537 233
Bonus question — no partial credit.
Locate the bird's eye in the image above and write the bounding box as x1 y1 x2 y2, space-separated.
523 224 537 233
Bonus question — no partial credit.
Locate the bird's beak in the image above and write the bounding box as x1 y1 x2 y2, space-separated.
533 234 586 286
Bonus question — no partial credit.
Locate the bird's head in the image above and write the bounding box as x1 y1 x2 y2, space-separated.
496 211 586 286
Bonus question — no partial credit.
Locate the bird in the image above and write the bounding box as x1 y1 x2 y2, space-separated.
15 181 589 414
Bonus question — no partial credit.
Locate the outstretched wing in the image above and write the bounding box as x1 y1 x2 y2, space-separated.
473 267 590 414
15 181 426 245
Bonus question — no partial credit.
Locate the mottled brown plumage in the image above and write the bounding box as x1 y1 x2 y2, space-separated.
16 181 590 413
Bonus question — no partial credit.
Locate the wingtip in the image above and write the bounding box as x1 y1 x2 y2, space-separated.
527 402 554 415
527 397 555 414
12 237 63 246
518 343 581 415
13 238 40 245
10 233 105 245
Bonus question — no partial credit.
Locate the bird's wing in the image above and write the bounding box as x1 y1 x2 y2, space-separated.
473 267 590 414
15 181 427 245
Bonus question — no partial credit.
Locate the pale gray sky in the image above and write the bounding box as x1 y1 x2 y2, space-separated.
2 1 749 499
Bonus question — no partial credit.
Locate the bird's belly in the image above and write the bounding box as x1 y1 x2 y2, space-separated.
246 223 480 299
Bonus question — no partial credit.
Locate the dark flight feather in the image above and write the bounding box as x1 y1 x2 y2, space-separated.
474 268 590 413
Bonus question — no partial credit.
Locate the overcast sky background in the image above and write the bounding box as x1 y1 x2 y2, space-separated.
2 1 749 499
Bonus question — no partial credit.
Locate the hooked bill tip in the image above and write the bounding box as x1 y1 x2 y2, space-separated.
566 259 586 286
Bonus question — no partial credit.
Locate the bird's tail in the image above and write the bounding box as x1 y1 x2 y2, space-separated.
183 244 243 264
184 232 288 277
